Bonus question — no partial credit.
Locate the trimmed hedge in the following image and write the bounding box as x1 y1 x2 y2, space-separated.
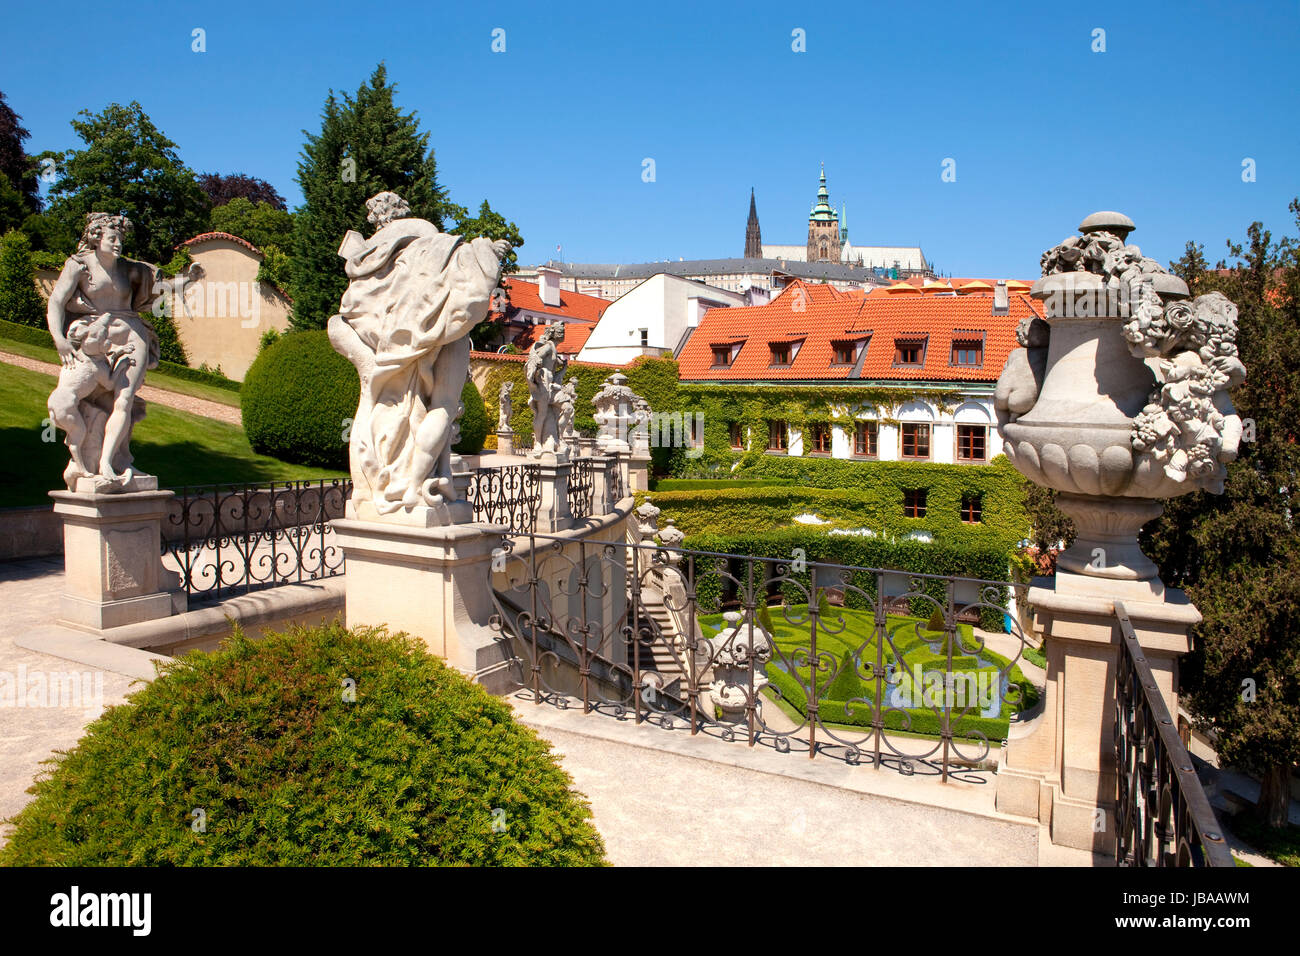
453 379 489 455
640 457 1027 552
0 622 607 866
241 329 359 469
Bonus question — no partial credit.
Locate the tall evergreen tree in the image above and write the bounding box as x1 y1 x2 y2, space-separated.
38 102 210 265
1143 203 1300 829
291 64 459 329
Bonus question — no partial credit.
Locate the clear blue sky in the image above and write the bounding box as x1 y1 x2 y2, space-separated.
5 0 1298 277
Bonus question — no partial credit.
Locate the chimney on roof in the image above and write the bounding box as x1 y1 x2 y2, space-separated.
537 265 562 308
992 279 1009 315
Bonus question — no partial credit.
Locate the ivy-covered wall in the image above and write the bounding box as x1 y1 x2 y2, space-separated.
641 456 1028 551
675 382 967 470
481 354 681 465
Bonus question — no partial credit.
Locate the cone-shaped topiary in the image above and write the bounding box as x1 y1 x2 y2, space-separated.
0 622 608 866
825 649 865 702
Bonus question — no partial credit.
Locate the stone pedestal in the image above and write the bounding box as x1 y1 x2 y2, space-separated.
535 455 573 533
496 429 514 456
628 452 651 493
996 570 1198 854
51 489 186 631
331 516 515 691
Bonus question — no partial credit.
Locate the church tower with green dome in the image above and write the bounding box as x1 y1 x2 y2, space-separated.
806 165 841 263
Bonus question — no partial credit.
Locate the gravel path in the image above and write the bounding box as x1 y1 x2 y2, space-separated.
0 350 242 426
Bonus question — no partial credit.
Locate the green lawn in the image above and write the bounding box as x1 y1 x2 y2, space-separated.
0 335 242 408
0 362 343 507
699 604 1038 742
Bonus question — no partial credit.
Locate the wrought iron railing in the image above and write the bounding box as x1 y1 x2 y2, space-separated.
467 464 542 534
1113 601 1233 867
161 479 350 600
490 532 1030 781
568 458 595 519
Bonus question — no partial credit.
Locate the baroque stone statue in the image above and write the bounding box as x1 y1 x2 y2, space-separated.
497 380 513 431
46 213 163 493
995 211 1246 581
329 191 510 520
525 323 569 457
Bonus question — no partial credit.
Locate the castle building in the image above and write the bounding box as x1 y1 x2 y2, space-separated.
760 167 931 276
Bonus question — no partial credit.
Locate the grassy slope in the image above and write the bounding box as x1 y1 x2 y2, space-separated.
0 337 241 408
0 363 342 507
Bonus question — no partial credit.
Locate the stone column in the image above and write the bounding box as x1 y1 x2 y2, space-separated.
51 489 186 630
496 429 514 456
535 455 573 533
996 569 1197 853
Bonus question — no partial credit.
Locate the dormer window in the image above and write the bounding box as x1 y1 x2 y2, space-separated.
769 342 792 366
711 345 733 367
951 339 984 366
894 339 926 367
831 337 866 366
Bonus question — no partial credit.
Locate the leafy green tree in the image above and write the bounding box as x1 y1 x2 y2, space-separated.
454 200 523 273
37 102 210 265
209 197 293 251
291 64 459 330
210 197 295 291
1143 202 1300 829
0 173 28 235
0 229 45 328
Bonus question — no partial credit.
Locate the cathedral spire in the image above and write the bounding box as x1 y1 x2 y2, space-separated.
744 187 763 258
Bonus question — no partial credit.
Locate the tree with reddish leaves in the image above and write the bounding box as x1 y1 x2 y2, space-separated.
0 90 41 230
198 172 287 211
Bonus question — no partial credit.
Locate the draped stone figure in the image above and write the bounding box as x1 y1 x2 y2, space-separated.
46 213 162 493
329 191 510 519
525 323 569 457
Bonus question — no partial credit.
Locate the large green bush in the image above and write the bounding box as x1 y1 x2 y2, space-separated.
242 329 359 469
0 229 45 328
0 622 607 866
453 379 489 455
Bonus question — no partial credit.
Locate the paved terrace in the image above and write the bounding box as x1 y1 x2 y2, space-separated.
3 556 1280 866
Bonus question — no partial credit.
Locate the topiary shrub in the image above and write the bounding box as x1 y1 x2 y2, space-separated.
0 622 608 866
453 379 488 455
241 329 359 469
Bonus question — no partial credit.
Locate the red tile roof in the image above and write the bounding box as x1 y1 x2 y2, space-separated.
494 278 611 323
177 231 264 256
678 279 1043 383
511 319 597 355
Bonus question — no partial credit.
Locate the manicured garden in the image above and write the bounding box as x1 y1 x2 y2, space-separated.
0 362 342 506
699 604 1038 743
